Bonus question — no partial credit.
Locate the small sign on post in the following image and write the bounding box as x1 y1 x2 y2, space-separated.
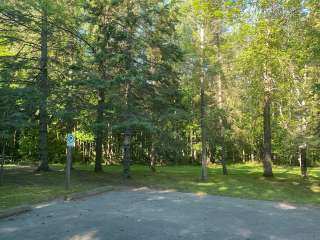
66 133 75 190
67 133 75 147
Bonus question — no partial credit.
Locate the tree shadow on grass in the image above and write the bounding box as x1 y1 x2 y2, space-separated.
1 164 319 209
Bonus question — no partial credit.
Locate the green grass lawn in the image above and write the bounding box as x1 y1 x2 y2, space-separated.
0 163 319 210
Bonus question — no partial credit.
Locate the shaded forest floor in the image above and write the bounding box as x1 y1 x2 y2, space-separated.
0 163 319 210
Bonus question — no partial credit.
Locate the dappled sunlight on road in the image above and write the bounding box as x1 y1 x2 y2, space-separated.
146 195 166 201
236 228 252 238
34 201 57 209
195 191 207 197
275 203 297 210
69 230 98 240
1 189 320 240
0 227 17 234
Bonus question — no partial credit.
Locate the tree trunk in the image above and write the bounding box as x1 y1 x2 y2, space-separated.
94 89 105 172
221 146 228 175
37 5 49 171
263 93 273 177
199 25 207 181
0 143 5 186
189 130 194 164
150 141 156 172
298 144 307 178
221 137 228 175
217 72 228 176
242 149 245 163
251 152 254 162
220 120 228 175
122 58 134 177
232 150 235 163
200 80 207 181
295 65 308 178
212 1 228 176
123 129 131 178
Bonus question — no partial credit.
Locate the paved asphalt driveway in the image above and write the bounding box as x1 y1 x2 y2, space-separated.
0 187 319 240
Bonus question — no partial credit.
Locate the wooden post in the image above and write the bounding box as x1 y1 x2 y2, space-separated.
65 146 72 190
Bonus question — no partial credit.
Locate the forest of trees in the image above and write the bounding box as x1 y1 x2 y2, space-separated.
0 0 319 179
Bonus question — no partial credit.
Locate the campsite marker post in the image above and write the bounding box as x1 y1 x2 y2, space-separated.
66 133 75 190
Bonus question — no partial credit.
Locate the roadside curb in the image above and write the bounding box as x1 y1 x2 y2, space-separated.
0 206 32 219
64 185 114 201
0 186 114 220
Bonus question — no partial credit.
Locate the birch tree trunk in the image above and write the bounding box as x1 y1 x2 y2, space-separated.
294 65 308 178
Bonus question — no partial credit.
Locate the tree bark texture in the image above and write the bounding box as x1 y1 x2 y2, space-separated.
263 93 273 177
217 71 228 176
298 145 307 178
150 141 156 172
199 25 207 181
95 89 105 172
200 83 207 181
123 129 131 178
37 5 49 171
214 14 228 176
0 144 5 186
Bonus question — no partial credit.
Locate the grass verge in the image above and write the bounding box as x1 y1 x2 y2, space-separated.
0 163 319 210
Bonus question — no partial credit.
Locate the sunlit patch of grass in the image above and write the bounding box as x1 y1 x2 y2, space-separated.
311 185 320 193
196 182 214 187
218 186 228 191
0 163 319 210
